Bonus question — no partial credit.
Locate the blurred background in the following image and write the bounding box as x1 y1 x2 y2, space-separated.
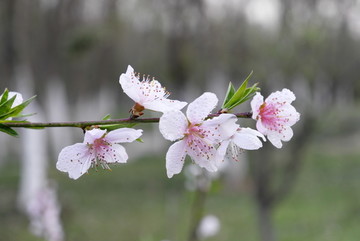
1 0 360 240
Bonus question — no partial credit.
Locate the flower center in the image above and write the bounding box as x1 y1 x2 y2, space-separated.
93 138 109 150
184 124 215 160
185 124 204 138
138 75 170 102
259 102 288 132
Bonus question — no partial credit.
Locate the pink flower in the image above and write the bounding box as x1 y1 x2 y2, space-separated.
57 128 142 179
119 65 187 117
159 92 238 178
251 88 300 148
216 126 265 162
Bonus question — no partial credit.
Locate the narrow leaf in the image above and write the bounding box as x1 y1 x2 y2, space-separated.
227 83 260 110
223 71 253 109
11 112 36 119
102 114 111 120
99 123 138 131
0 95 36 120
0 124 18 137
0 95 16 117
0 89 9 104
221 82 236 108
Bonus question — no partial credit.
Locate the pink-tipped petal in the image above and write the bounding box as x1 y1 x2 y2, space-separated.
57 143 92 180
186 92 218 124
105 128 143 143
166 140 187 178
159 110 187 141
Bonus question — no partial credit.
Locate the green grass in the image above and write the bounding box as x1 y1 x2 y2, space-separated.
1 145 360 241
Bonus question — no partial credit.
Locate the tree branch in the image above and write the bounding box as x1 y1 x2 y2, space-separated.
1 112 252 129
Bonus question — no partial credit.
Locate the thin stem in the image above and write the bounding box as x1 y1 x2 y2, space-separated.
187 187 208 241
1 112 252 129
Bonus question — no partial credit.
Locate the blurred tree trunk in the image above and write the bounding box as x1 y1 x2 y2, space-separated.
257 202 275 241
250 114 315 241
165 0 206 93
250 145 276 241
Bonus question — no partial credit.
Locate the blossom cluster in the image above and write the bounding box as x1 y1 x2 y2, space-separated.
53 65 299 179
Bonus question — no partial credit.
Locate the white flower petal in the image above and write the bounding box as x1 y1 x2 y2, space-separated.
250 92 264 119
256 120 268 134
187 145 218 172
105 128 143 143
159 110 187 141
139 80 167 103
84 129 107 144
280 126 293 142
266 88 296 104
119 65 141 103
143 98 187 113
97 144 128 163
166 140 187 178
279 104 300 126
194 157 218 172
239 127 266 141
202 114 238 141
215 139 230 163
266 126 293 148
57 143 92 180
232 128 264 150
186 92 218 124
267 133 283 148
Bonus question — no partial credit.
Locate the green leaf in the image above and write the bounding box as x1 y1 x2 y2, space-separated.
223 71 253 109
0 120 28 124
136 138 144 143
0 95 36 120
0 89 9 104
221 82 236 108
226 83 260 110
99 123 138 131
0 95 16 117
0 124 18 137
102 114 111 120
11 112 36 119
